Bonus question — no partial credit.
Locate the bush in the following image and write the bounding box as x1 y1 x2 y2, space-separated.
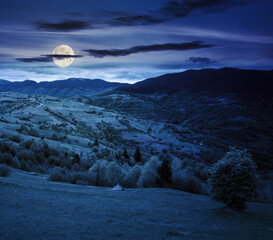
208 147 259 211
105 162 123 187
48 167 67 182
0 152 20 168
137 156 161 188
124 165 142 188
17 149 36 163
171 158 207 194
93 146 99 153
68 171 89 185
8 144 18 157
20 139 33 149
80 154 94 171
9 135 21 143
174 168 207 194
0 152 13 165
0 164 11 177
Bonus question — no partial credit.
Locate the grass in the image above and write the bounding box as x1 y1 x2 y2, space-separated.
0 169 273 240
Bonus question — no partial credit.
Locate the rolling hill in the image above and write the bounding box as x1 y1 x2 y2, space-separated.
0 78 129 96
118 68 273 97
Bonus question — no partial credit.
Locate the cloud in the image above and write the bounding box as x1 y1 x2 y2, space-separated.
16 54 82 63
36 20 89 31
160 0 251 18
186 57 216 64
84 41 213 58
108 14 166 26
33 1 257 32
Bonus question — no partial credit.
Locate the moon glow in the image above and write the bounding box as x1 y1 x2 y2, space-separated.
53 45 74 67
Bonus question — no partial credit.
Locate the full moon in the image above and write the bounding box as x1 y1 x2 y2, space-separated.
53 45 74 67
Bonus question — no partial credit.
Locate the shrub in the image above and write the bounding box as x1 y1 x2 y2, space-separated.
8 144 18 157
0 152 13 165
93 146 99 153
71 163 80 172
137 156 161 188
48 167 67 182
124 165 142 188
79 154 93 171
20 139 33 149
68 171 89 184
171 158 207 194
20 160 31 171
0 164 11 177
9 135 21 143
105 162 123 187
174 168 207 194
10 157 21 169
208 147 259 211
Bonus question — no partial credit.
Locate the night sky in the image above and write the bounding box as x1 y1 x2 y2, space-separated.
0 0 273 82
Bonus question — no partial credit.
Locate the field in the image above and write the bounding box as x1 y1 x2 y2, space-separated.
1 169 273 240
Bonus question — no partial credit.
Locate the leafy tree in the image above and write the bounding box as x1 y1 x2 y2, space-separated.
157 158 172 187
134 146 142 163
123 147 129 159
208 147 258 211
137 156 160 187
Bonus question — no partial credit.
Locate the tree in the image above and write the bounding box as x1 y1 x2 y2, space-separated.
134 146 142 162
93 139 99 147
123 147 129 159
137 156 161 187
157 158 172 187
208 147 258 211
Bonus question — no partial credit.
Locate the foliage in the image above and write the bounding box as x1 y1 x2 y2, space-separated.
88 160 108 186
123 147 129 159
0 164 11 177
137 156 161 188
134 146 142 163
93 138 99 147
105 161 123 187
124 165 142 188
157 158 172 187
48 167 67 182
208 147 259 211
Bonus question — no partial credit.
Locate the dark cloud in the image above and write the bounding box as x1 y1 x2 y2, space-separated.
36 20 89 31
16 54 82 63
160 0 251 18
186 57 216 64
109 14 166 26
33 1 257 31
84 41 214 58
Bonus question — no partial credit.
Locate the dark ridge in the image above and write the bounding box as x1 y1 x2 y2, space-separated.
117 68 273 97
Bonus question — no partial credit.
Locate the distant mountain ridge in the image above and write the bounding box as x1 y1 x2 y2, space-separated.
1 68 273 97
0 78 130 96
118 68 273 97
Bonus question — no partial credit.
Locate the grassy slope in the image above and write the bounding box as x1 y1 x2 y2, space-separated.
1 169 273 240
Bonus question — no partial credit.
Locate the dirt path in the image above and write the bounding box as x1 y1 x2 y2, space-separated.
1 169 273 240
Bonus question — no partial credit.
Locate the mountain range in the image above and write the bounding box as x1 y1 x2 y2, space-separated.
1 68 273 97
0 78 128 96
118 68 273 97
